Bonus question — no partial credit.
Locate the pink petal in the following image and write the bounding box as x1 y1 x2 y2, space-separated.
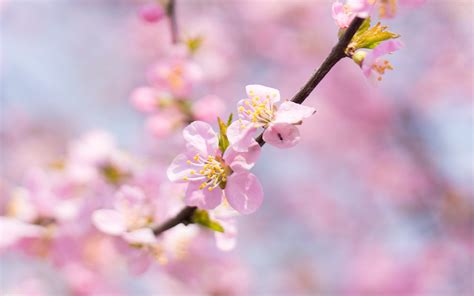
184 182 223 209
332 2 354 28
182 121 218 156
263 123 301 148
274 101 315 124
146 114 174 138
226 120 257 152
224 141 261 172
122 228 157 244
167 153 195 183
214 218 237 251
92 209 126 235
245 85 280 103
225 172 264 215
0 217 44 249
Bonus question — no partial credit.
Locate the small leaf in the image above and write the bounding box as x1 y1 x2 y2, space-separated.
192 210 224 233
217 117 230 154
226 113 233 126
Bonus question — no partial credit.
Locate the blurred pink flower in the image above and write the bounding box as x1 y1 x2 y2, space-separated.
138 3 165 23
130 86 160 113
230 85 315 149
361 40 403 81
192 95 225 122
167 121 263 214
146 108 185 138
147 57 202 98
332 0 373 28
92 185 157 245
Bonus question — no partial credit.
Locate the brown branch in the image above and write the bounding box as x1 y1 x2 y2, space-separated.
151 17 365 236
256 17 365 146
152 206 196 236
166 0 178 44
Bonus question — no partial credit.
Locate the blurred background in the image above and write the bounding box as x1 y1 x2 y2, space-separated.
1 0 473 294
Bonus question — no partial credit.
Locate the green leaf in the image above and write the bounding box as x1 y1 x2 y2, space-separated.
226 113 233 126
192 210 224 233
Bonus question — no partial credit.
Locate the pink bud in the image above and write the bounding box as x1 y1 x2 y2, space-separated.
130 87 158 113
138 3 165 23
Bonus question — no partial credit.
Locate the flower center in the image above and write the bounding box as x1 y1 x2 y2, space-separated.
184 153 229 191
373 59 394 81
238 95 276 128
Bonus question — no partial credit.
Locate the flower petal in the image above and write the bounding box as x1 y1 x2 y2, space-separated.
245 84 280 103
184 182 223 210
226 120 257 152
225 172 264 215
214 218 237 251
263 123 300 148
274 101 315 124
123 228 157 244
92 209 126 235
183 121 218 155
224 141 261 172
167 153 194 183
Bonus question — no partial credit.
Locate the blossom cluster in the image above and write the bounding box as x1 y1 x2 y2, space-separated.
5 1 468 295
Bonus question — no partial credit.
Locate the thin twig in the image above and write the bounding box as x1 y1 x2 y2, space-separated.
152 17 365 236
167 0 178 44
152 206 196 236
256 17 364 146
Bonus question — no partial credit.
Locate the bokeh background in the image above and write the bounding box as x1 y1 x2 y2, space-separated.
1 0 473 294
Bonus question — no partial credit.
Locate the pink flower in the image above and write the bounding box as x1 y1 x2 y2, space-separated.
146 108 185 138
229 85 315 149
138 3 165 23
167 121 263 214
147 58 202 98
332 0 374 28
92 185 157 245
361 40 403 81
192 95 225 122
129 86 159 113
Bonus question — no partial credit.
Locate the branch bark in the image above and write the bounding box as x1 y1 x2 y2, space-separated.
152 17 365 235
167 0 178 44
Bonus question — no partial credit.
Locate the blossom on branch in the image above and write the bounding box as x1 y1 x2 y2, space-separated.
167 121 263 214
229 85 315 149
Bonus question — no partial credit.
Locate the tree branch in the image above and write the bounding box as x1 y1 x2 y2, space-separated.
167 0 178 44
256 17 364 146
152 206 196 236
151 17 365 236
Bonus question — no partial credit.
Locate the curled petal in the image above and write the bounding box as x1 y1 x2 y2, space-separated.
226 120 257 152
167 153 195 183
92 209 127 235
183 121 218 155
184 182 223 210
263 123 300 149
245 85 280 103
332 1 354 28
274 101 315 124
225 172 264 215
